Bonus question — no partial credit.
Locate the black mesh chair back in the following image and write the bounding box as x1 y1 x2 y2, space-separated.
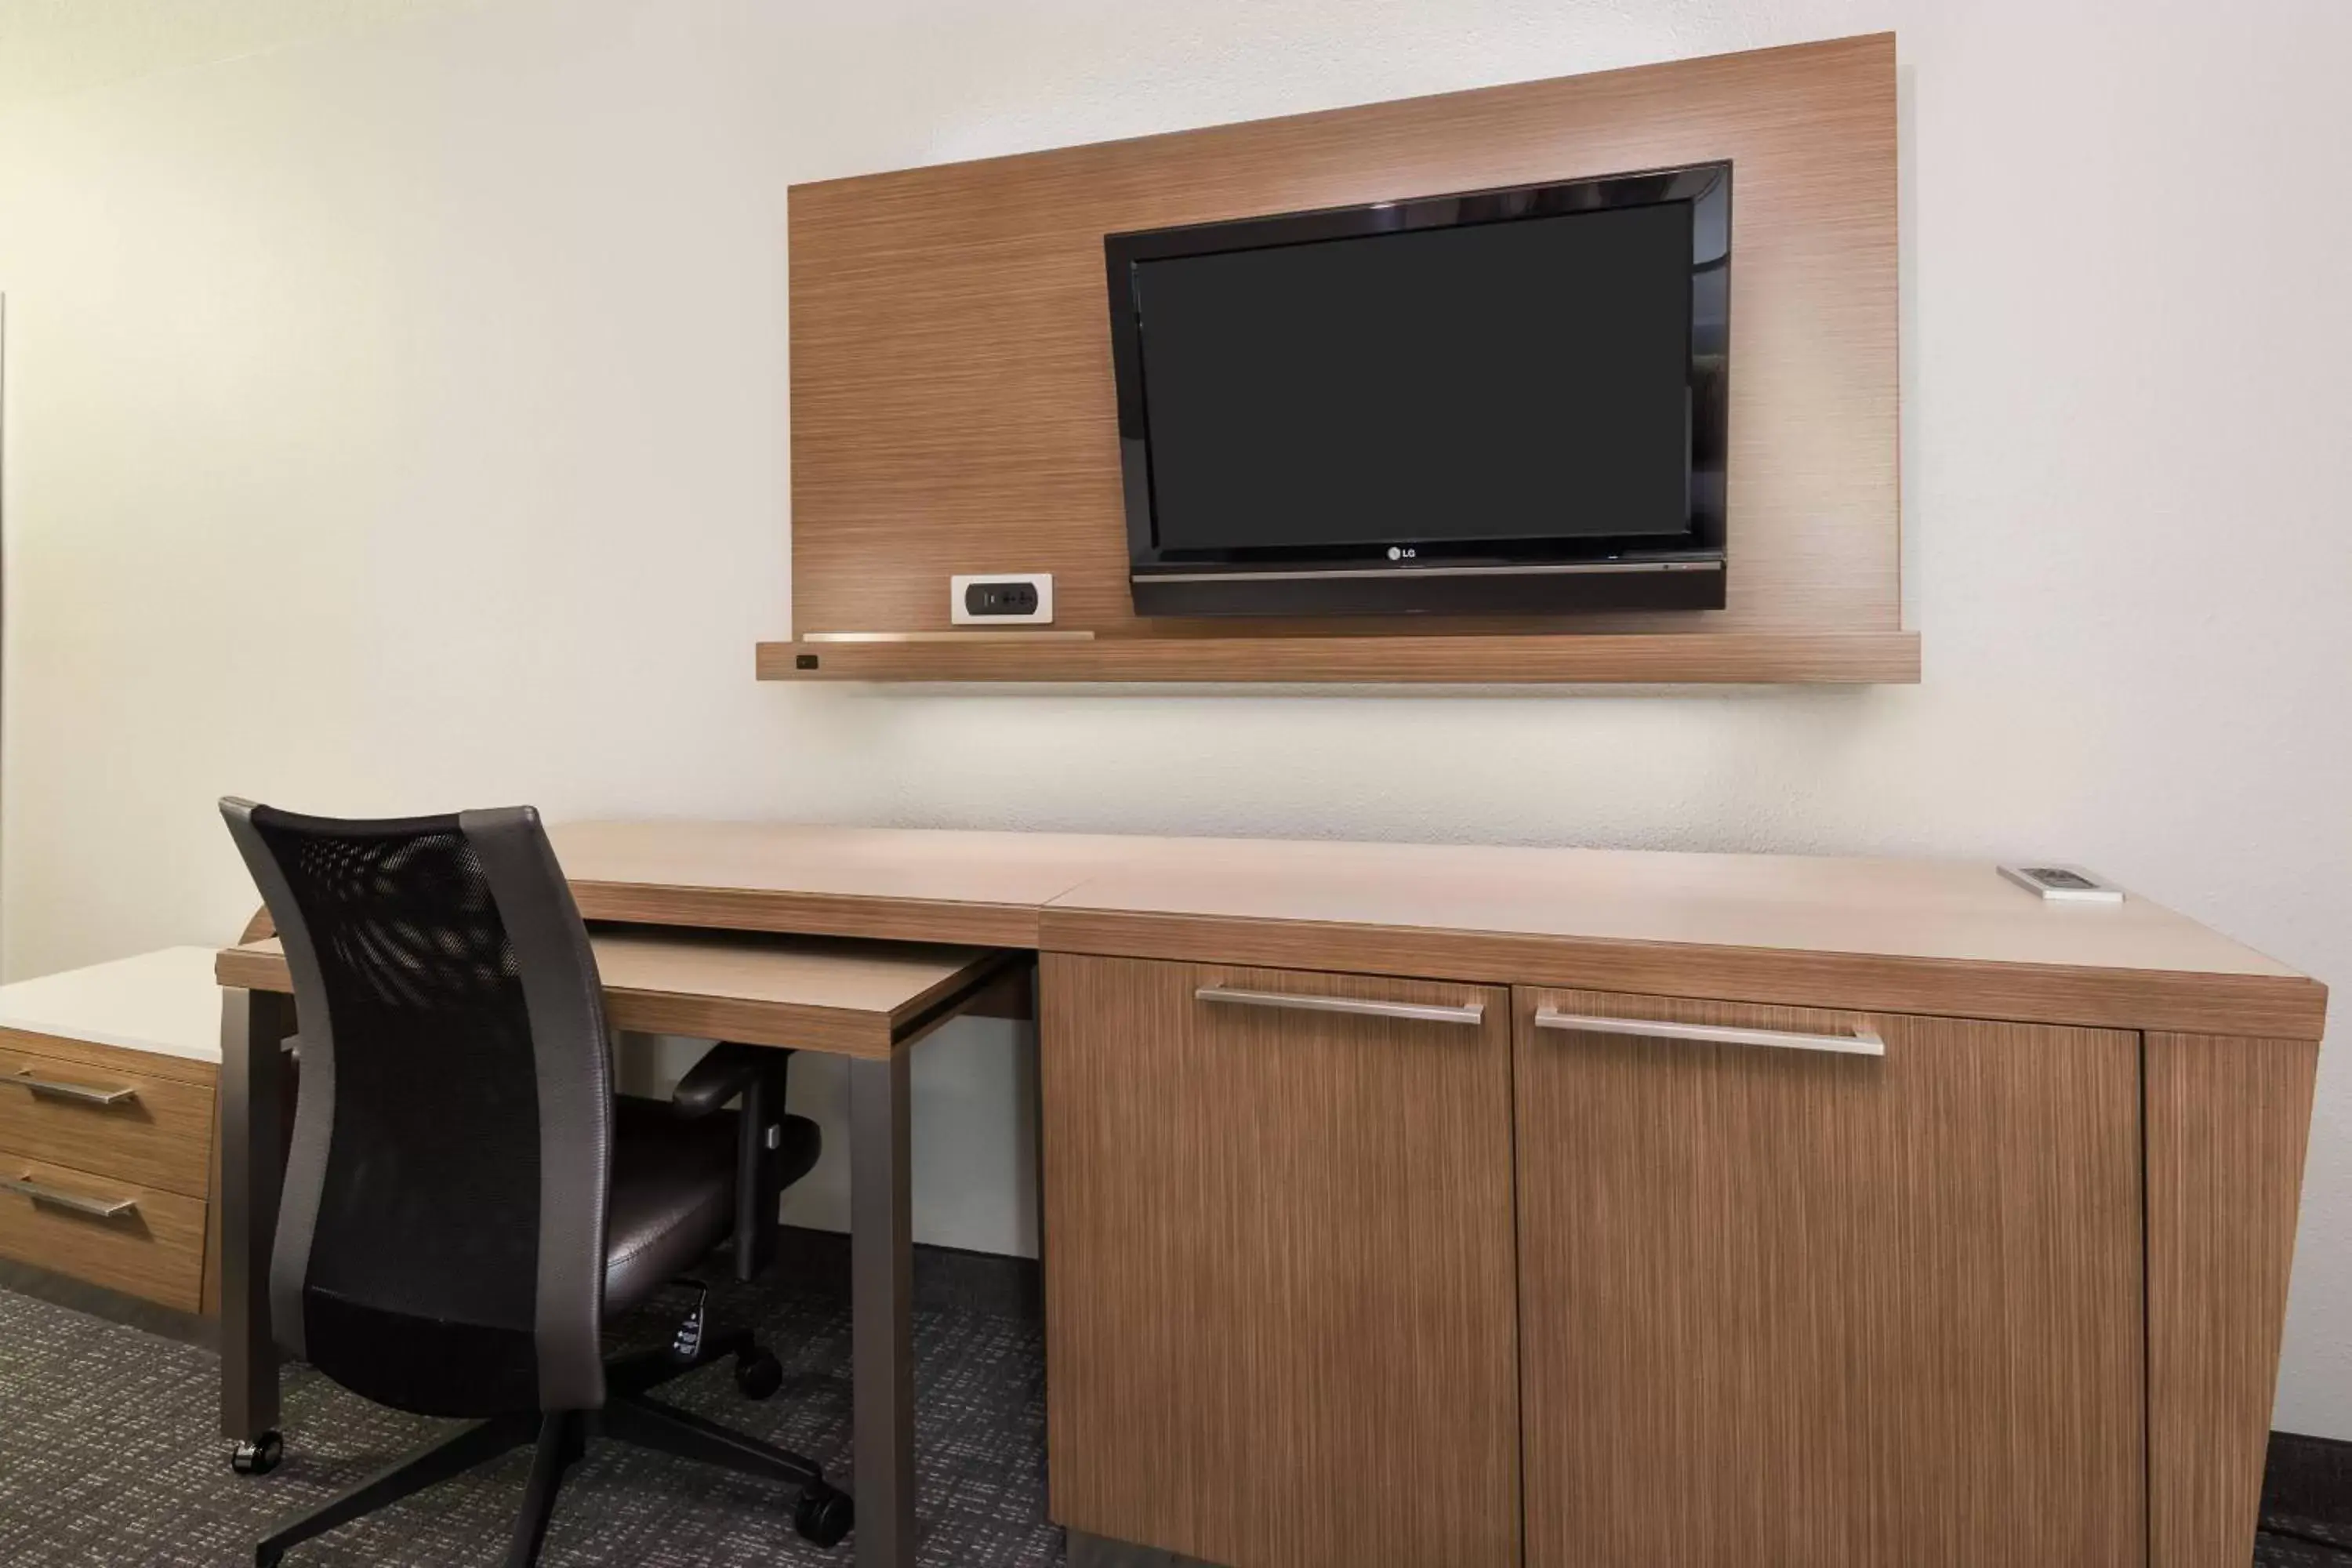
221 800 612 1418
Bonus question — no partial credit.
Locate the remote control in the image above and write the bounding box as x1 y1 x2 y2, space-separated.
1999 865 2125 903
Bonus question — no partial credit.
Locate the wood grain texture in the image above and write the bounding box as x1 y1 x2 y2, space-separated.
1044 838 2307 979
532 822 2326 1038
550 818 1149 948
574 884 1043 949
1515 989 2144 1567
960 960 1037 1024
1032 833 2323 1038
757 630 1922 684
1042 955 1519 1566
547 823 2318 1022
0 1151 208 1311
0 1024 219 1088
1040 909 2325 1041
216 931 1011 1058
2146 1032 2321 1568
789 34 1899 660
0 1040 216 1198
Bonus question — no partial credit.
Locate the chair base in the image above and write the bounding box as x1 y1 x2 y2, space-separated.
254 1318 848 1566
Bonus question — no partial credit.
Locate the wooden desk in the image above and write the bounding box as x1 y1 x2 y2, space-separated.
214 925 1011 1568
224 822 2325 1568
550 820 2321 1037
553 819 1156 946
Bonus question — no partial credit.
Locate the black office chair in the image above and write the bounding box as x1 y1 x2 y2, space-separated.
220 799 855 1566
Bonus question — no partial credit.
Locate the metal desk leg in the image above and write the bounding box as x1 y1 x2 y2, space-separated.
849 1051 916 1566
220 986 294 1472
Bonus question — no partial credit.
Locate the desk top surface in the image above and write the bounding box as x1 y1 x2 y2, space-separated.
546 821 2325 1039
0 947 225 1063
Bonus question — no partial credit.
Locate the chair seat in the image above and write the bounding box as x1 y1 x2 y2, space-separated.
605 1095 821 1314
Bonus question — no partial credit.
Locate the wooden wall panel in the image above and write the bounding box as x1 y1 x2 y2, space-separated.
1515 991 2144 1568
789 34 1898 641
2146 1032 2321 1568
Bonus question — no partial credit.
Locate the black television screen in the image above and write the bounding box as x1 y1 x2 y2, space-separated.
1136 202 1693 552
1105 162 1729 618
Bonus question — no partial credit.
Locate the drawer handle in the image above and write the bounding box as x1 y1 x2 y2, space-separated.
3 1172 140 1221
1196 986 1486 1026
1533 1010 1885 1057
11 1069 140 1107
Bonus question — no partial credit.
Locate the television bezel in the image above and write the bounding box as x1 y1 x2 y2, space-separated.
1102 161 1731 617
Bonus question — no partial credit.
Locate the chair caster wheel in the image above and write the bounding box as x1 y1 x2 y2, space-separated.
734 1348 783 1401
794 1483 855 1548
230 1431 283 1475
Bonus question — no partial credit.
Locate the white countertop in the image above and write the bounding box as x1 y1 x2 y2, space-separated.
0 946 225 1063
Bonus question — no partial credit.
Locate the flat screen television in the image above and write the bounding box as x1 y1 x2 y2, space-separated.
1105 162 1730 618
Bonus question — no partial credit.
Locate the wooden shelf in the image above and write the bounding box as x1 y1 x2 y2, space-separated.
756 632 1921 685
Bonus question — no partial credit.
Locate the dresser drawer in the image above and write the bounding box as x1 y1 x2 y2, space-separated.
0 1151 207 1311
0 1042 214 1198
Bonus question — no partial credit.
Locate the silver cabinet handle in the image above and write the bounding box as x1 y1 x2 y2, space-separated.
1197 986 1485 1026
3 1172 140 1221
10 1069 140 1107
1533 1009 1885 1057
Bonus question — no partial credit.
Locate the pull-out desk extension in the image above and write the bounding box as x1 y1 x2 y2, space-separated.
216 926 1016 1568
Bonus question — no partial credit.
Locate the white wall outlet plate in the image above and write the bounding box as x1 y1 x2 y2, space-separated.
950 574 1054 625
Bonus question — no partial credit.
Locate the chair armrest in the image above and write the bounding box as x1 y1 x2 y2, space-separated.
672 1041 779 1118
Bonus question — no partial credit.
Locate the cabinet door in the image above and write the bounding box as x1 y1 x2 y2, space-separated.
1042 954 1519 1568
1515 989 2144 1568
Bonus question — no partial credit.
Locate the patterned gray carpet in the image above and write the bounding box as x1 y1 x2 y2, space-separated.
0 1272 2336 1567
2266 1521 2352 1568
0 1276 1062 1567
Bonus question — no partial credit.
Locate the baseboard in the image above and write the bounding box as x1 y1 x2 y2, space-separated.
0 1257 213 1348
771 1225 1043 1319
1065 1528 1223 1567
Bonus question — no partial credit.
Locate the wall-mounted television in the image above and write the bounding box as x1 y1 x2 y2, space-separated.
1105 162 1730 618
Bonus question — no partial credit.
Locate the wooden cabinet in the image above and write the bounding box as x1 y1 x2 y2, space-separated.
1512 988 2146 1568
2146 1031 2321 1568
0 1039 216 1197
0 1026 218 1313
1040 954 1519 1568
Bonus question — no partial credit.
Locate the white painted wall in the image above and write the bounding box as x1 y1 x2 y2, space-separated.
2 0 2347 1433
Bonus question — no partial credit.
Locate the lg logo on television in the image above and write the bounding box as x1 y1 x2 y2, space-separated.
1387 546 1417 561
